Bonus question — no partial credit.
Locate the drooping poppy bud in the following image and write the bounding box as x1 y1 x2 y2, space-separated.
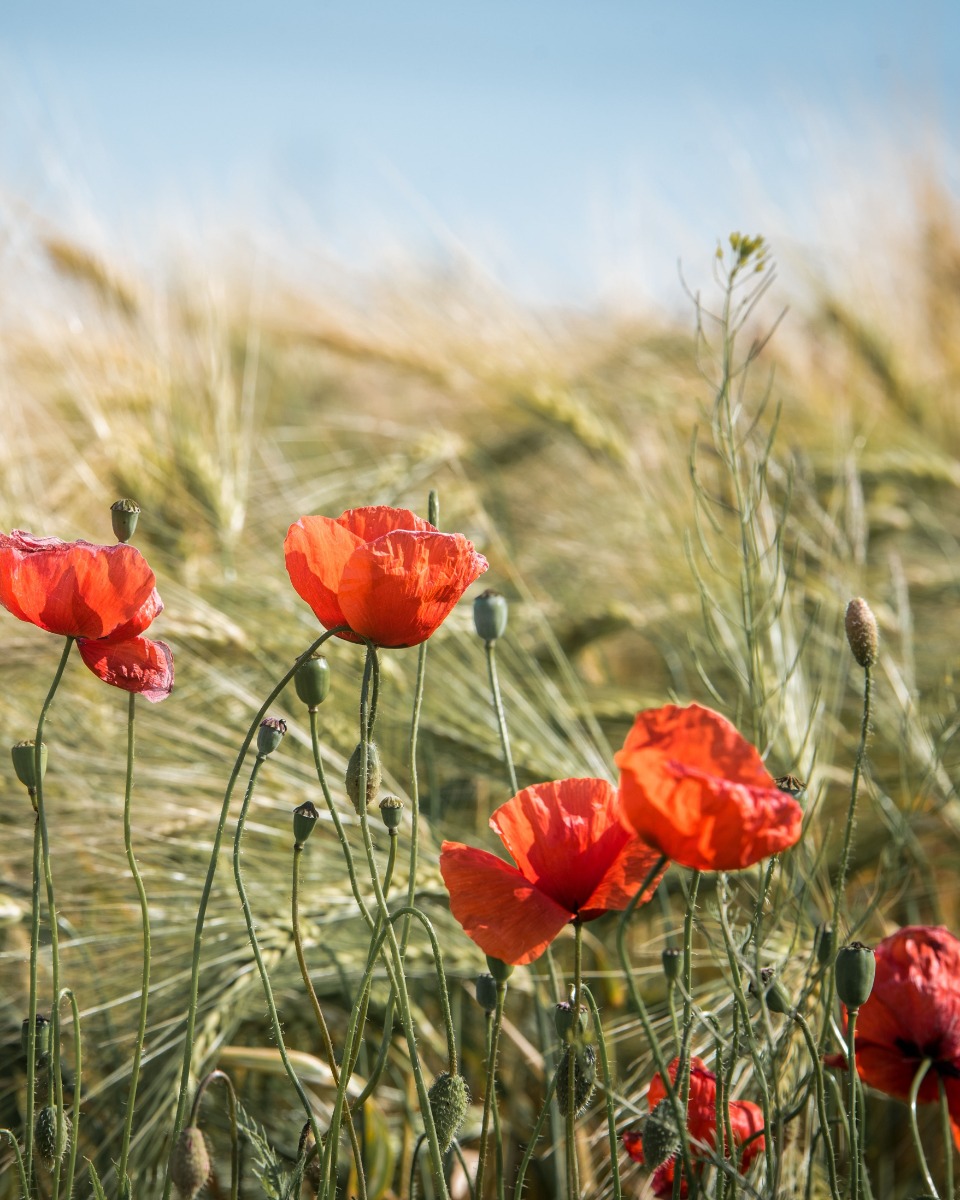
845 598 879 668
293 801 319 847
836 942 876 1009
555 1045 596 1118
294 653 330 709
554 1000 589 1042
379 794 404 830
485 955 514 983
765 977 793 1015
170 1127 211 1200
257 717 287 758
475 973 499 1013
110 498 141 543
661 947 682 983
11 740 47 792
428 1071 469 1152
21 1013 51 1063
815 924 835 967
474 589 508 643
35 1106 68 1171
642 1099 682 1168
345 741 380 812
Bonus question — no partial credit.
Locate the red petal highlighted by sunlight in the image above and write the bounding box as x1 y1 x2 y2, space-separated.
77 636 175 703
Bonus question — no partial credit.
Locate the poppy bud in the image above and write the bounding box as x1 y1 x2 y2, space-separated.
293 800 319 847
294 653 330 709
475 973 499 1013
21 1013 51 1063
298 1122 322 1191
12 740 47 792
345 741 381 812
845 598 879 668
815 924 835 967
170 1126 211 1200
485 954 514 983
428 1071 469 1153
257 717 287 758
642 1100 682 1168
661 947 682 983
473 590 508 643
34 1106 68 1171
110 498 141 543
765 978 793 1015
836 941 876 1009
555 1045 596 1118
554 1000 589 1042
379 794 404 830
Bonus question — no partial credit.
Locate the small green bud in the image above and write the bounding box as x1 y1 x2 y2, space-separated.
35 1106 68 1171
661 947 682 983
473 589 508 643
110 498 141 543
836 942 876 1009
171 1126 211 1200
554 1000 589 1042
815 924 835 967
475 973 499 1013
379 794 404 830
555 1045 596 1118
765 978 793 1015
845 598 879 668
642 1100 682 1168
345 742 380 812
257 717 287 757
21 1014 51 1063
294 653 330 709
293 800 319 847
485 954 514 983
428 1071 469 1153
12 740 47 792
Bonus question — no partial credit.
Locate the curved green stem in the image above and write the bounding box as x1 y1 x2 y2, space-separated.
484 641 518 795
117 693 150 1187
58 989 81 1200
909 1059 939 1199
475 979 507 1200
583 985 621 1200
513 1073 558 1199
24 818 42 1190
794 1012 841 1200
401 632 429 956
0 1127 30 1200
847 1008 861 1200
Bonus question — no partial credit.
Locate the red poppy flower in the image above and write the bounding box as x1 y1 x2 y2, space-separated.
615 704 803 871
284 506 488 649
845 926 960 1145
622 1056 765 1197
439 777 665 966
0 531 174 702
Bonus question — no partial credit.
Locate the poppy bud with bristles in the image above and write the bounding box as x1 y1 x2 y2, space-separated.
554 1000 589 1042
428 1071 469 1152
110 498 141 543
345 741 381 812
257 717 287 758
845 598 879 668
642 1100 682 1168
475 973 498 1013
34 1107 69 1171
170 1126 211 1200
555 1045 596 1118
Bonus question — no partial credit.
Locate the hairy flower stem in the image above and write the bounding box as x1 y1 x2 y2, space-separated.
32 635 73 1200
513 1073 559 1199
909 1059 939 1198
117 694 150 1188
401 635 428 957
24 820 41 1188
189 1070 240 1200
475 978 507 1200
846 1009 864 1200
793 1012 841 1200
291 843 366 1197
583 985 621 1200
484 641 518 795
0 1128 30 1200
163 630 342 1200
938 1075 954 1200
59 989 81 1200
563 920 585 1199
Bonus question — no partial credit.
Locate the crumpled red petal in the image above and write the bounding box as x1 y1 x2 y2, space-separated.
77 635 175 702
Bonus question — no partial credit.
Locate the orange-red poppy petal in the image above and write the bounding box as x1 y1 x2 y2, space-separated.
77 636 175 702
616 703 802 871
284 516 362 637
0 532 158 640
439 840 572 965
338 530 487 648
336 506 435 541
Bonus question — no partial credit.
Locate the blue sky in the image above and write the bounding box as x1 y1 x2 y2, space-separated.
1 2 957 305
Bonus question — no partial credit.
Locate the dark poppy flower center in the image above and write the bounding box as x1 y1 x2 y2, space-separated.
894 1037 960 1078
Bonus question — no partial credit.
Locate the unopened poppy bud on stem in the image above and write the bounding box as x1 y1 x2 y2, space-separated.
836 941 876 1009
475 972 499 1013
428 1071 469 1152
294 653 330 709
257 717 287 758
110 498 141 543
379 794 403 830
661 947 682 983
12 740 47 793
642 1100 682 1168
485 954 514 983
170 1126 211 1200
845 598 879 668
345 741 381 812
292 800 319 847
21 1013 51 1063
554 1000 589 1042
474 589 508 643
35 1106 69 1171
555 1045 596 1118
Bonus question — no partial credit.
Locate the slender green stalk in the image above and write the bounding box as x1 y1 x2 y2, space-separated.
117 693 150 1187
402 609 429 955
0 1128 30 1200
563 920 585 1200
583 986 621 1200
24 818 42 1189
58 988 81 1200
847 1009 861 1200
513 1073 559 1199
938 1075 954 1200
909 1060 939 1199
484 641 518 795
714 1033 727 1200
475 979 507 1200
163 630 341 1198
794 1012 841 1200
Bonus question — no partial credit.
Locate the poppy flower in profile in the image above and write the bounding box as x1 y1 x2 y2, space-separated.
843 925 960 1144
615 704 803 871
622 1056 765 1197
284 506 488 649
439 777 665 966
0 531 174 701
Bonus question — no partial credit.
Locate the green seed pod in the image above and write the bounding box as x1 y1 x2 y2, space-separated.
765 978 793 1015
473 590 508 643
845 598 879 668
21 1013 51 1064
379 794 404 830
554 1000 589 1042
642 1100 682 1168
661 947 682 983
836 942 876 1009
34 1106 68 1171
475 973 499 1013
11 741 47 792
170 1126 211 1200
485 954 515 983
555 1045 596 1119
815 924 835 967
428 1071 469 1153
298 1122 322 1192
110 498 141 543
256 717 287 758
345 742 381 812
293 801 319 847
294 653 331 709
